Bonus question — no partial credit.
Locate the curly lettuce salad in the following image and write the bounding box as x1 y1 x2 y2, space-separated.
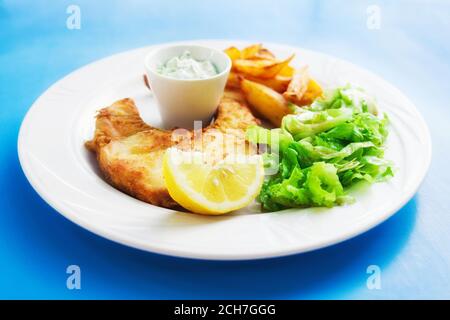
247 84 394 211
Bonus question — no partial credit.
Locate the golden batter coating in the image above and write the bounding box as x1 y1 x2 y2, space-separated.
85 92 259 208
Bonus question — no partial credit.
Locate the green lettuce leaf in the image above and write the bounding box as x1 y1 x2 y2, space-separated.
282 108 353 140
246 84 394 211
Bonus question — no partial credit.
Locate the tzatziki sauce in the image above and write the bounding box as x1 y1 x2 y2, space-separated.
157 51 218 79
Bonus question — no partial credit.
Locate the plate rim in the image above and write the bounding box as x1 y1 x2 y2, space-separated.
17 39 433 260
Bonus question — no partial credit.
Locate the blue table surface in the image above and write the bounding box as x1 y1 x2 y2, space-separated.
1 0 449 299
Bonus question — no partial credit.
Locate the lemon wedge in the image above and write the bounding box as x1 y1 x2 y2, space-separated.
163 148 264 215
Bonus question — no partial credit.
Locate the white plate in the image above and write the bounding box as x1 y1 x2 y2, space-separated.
18 40 432 260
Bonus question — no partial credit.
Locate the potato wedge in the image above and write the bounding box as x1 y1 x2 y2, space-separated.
234 54 295 79
296 79 323 106
241 44 276 60
240 78 291 126
226 72 241 89
241 44 262 59
224 46 241 61
227 72 290 92
283 66 310 103
253 48 276 60
278 64 295 77
246 74 291 93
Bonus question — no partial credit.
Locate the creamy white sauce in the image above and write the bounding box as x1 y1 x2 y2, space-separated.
157 51 218 79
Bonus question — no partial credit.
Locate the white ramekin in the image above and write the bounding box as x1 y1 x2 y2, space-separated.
145 44 231 129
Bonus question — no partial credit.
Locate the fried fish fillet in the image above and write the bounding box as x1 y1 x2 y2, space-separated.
86 92 259 208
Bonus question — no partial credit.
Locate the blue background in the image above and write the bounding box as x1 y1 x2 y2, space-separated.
1 0 449 299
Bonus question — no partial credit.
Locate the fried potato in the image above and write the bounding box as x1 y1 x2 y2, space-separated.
234 54 295 79
296 79 323 106
253 48 275 60
246 74 291 93
278 65 295 77
240 78 291 126
240 44 275 60
283 66 310 103
241 44 262 59
226 72 241 89
227 72 291 92
224 46 241 61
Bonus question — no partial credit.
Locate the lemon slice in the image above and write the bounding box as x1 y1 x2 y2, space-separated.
163 148 264 215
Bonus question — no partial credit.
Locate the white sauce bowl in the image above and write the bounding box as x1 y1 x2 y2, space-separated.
145 45 231 129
